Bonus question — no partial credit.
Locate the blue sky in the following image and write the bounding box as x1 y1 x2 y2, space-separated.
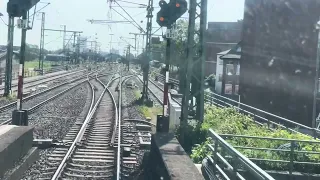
0 0 244 54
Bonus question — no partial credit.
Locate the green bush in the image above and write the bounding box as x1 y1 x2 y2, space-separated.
187 105 320 173
176 122 206 154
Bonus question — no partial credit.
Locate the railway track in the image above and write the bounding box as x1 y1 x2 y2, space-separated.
41 73 119 180
0 71 96 125
0 69 86 93
117 75 153 179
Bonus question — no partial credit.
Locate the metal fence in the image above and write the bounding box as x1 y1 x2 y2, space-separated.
204 91 320 138
219 134 320 176
207 129 275 180
155 76 320 137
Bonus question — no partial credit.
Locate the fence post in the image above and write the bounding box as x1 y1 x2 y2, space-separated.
231 155 238 180
213 138 219 166
289 141 294 178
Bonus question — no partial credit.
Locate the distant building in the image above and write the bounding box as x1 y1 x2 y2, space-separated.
78 36 88 53
205 21 242 76
110 48 119 55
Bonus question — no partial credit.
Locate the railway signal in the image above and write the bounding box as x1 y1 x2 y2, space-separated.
7 0 40 17
156 0 188 27
169 0 187 23
156 0 171 27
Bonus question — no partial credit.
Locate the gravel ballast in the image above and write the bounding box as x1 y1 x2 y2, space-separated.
21 83 91 179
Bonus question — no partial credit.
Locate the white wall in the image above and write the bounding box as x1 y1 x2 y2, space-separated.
215 54 224 94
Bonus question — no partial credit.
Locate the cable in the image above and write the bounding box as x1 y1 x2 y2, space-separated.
29 3 50 18
45 36 62 45
111 5 145 8
132 10 147 17
114 1 145 33
151 27 162 36
116 0 147 6
0 17 8 26
112 7 142 32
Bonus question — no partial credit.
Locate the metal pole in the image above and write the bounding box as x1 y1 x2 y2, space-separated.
180 0 197 145
128 45 130 71
63 25 66 52
141 0 153 103
312 24 320 136
17 12 27 110
163 28 171 116
8 17 14 92
195 0 207 122
73 32 76 64
39 12 45 74
134 34 137 50
4 16 14 96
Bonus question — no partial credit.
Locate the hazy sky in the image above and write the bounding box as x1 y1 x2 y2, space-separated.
0 0 244 54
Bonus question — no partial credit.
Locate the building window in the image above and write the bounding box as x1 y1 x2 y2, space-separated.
235 85 239 95
225 84 232 94
236 64 240 75
226 64 234 76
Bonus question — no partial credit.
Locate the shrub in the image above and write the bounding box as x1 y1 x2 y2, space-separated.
188 105 320 173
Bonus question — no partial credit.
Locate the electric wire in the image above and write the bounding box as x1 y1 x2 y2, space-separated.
114 1 145 33
116 0 147 6
0 17 8 26
112 7 142 32
45 36 62 45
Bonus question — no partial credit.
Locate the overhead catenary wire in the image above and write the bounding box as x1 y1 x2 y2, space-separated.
0 16 8 26
114 1 145 33
115 0 147 7
45 36 62 45
112 7 143 32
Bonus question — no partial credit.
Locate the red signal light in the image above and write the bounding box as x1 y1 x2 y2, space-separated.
176 3 180 7
160 17 165 21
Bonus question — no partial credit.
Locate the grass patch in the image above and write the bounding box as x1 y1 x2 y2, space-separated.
25 60 52 70
134 90 162 122
134 90 142 100
138 105 162 123
0 94 17 101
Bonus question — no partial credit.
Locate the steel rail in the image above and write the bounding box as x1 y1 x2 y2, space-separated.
116 74 122 180
51 73 118 180
0 73 94 125
0 69 86 91
0 71 91 113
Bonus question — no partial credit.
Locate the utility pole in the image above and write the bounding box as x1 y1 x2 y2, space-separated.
17 12 28 110
4 16 14 96
109 34 114 61
38 12 45 74
76 33 81 64
140 0 154 105
128 33 139 50
163 26 171 117
62 25 66 54
73 32 77 64
180 0 207 141
7 0 40 126
127 45 130 71
44 28 83 55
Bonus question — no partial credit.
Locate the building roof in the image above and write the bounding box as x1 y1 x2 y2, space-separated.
217 49 231 55
220 41 242 60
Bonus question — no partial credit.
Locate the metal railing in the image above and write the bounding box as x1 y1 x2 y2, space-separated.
204 92 320 138
153 76 320 137
207 129 275 180
219 134 320 176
